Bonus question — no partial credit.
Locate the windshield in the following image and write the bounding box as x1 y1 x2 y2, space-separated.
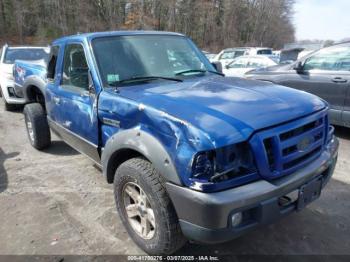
4 48 48 64
92 35 215 86
220 50 245 60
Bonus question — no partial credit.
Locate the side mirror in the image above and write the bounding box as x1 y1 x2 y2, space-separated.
293 61 304 73
211 61 223 73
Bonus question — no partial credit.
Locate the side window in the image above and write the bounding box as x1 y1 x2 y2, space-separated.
257 49 272 55
234 51 245 58
47 46 59 81
221 51 235 60
62 44 89 90
303 45 350 71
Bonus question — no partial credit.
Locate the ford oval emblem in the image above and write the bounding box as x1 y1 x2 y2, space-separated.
297 136 312 152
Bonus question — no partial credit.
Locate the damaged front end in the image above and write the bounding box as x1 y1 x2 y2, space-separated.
190 142 259 192
98 87 260 193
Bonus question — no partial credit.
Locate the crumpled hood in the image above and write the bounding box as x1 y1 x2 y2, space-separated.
115 75 326 146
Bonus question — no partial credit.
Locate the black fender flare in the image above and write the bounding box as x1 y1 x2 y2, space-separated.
21 76 46 102
101 129 183 185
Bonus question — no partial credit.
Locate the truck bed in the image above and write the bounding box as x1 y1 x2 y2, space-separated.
14 59 47 88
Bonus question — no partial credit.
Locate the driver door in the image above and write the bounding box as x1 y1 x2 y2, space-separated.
53 43 100 162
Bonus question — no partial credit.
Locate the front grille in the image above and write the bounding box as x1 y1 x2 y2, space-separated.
279 118 322 141
250 110 328 180
282 145 322 170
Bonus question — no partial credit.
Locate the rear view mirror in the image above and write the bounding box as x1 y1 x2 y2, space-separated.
211 61 223 73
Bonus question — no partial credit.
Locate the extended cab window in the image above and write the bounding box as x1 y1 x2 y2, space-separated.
47 46 59 81
303 45 350 71
62 44 89 90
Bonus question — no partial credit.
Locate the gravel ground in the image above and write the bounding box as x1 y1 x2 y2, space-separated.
0 102 350 256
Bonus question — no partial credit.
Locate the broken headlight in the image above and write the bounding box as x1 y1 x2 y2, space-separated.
192 151 216 180
191 142 258 191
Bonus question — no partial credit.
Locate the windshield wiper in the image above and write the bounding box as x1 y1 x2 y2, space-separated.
114 76 183 86
175 69 224 76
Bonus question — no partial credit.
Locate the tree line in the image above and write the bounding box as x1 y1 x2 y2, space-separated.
0 0 295 52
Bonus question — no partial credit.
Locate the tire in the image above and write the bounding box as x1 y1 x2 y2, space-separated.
23 103 51 150
114 157 186 255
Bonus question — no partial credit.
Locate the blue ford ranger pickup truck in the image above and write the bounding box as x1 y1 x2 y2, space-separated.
17 31 339 255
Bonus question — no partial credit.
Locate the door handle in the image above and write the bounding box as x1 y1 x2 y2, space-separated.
53 97 61 105
332 77 347 83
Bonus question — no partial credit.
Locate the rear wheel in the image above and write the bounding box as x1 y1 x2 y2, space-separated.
114 157 186 255
23 103 51 150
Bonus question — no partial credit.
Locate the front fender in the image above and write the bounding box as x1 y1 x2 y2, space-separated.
21 76 46 102
101 129 183 185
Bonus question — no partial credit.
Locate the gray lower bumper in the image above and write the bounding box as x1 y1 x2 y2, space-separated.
166 137 339 244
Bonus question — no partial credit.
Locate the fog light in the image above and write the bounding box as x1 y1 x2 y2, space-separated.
231 212 243 227
8 87 15 97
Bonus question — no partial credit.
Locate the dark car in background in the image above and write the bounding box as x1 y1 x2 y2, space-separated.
246 42 350 128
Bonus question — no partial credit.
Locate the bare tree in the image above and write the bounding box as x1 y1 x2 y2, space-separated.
0 0 295 50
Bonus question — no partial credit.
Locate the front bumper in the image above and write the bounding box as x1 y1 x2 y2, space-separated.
0 78 25 104
166 137 339 244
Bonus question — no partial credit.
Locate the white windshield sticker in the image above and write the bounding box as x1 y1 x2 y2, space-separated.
107 74 119 83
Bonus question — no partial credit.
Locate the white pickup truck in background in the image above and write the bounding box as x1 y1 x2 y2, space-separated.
0 44 49 111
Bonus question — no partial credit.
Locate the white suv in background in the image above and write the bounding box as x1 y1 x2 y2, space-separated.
222 55 278 77
0 44 49 111
213 47 273 66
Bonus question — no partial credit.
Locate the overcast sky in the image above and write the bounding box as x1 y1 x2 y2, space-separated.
294 0 350 41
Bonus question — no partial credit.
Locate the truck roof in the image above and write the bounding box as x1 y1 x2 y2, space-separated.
2 44 49 50
52 30 185 45
223 47 272 52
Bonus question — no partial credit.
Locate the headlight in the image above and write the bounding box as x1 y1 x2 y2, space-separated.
192 151 215 180
191 142 257 184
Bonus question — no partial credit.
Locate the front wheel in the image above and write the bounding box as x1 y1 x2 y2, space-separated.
23 103 51 150
114 157 186 255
